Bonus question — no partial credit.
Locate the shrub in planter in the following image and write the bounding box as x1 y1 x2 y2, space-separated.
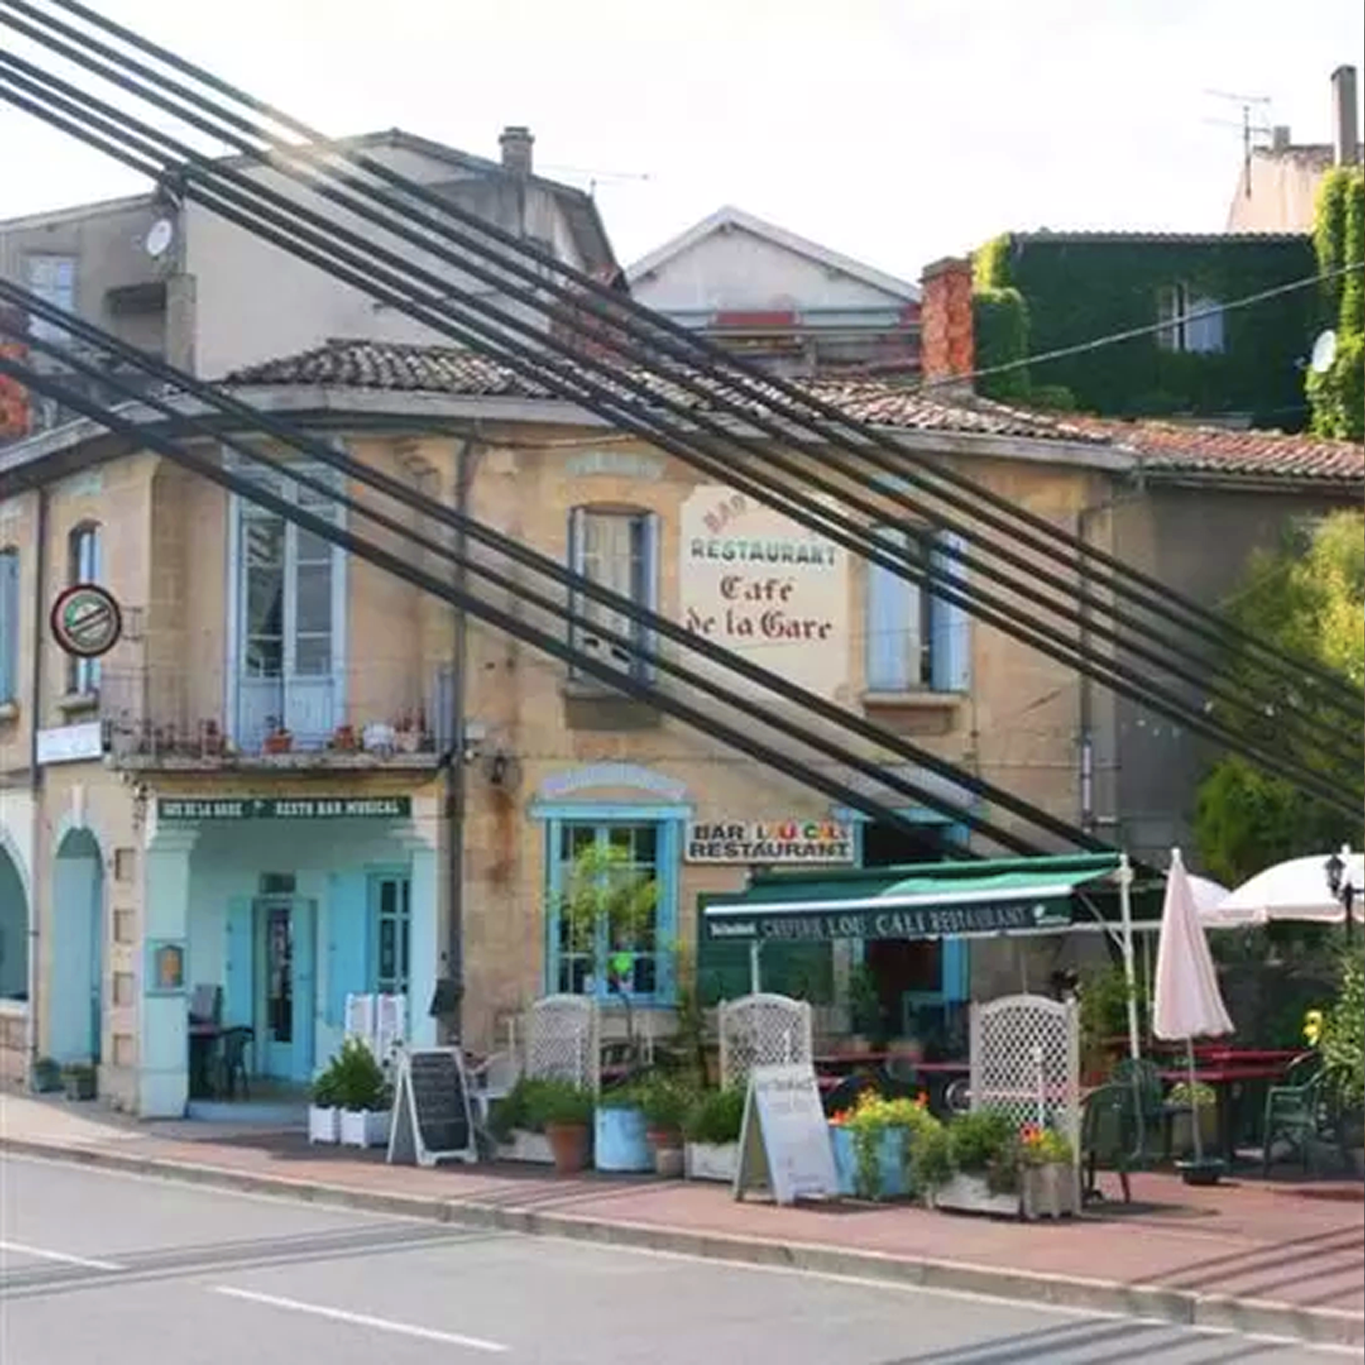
635 1072 694 1177
1017 1124 1078 1220
683 1086 745 1182
830 1091 941 1201
308 1062 341 1144
947 1109 1019 1194
594 1083 652 1173
30 1056 62 1094
527 1079 595 1175
61 1062 96 1102
1166 1080 1218 1157
489 1077 563 1163
330 1037 391 1148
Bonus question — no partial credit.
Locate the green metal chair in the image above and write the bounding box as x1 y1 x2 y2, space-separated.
1080 1082 1140 1204
1110 1057 1173 1163
1261 1053 1332 1177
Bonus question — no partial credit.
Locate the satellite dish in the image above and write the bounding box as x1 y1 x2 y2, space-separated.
1310 330 1338 374
144 218 175 260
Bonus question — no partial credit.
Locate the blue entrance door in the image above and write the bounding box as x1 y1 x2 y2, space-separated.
253 897 315 1081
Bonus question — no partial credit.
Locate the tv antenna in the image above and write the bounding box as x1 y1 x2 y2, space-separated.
1204 89 1273 197
540 164 653 199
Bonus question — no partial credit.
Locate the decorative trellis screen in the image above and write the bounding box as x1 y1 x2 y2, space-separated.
970 993 1080 1158
526 994 600 1092
718 993 813 1091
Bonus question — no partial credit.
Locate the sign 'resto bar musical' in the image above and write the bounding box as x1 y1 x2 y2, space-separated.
157 796 412 822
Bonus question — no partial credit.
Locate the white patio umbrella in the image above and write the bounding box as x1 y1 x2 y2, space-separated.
1210 850 1363 928
1152 849 1235 1166
1189 874 1230 918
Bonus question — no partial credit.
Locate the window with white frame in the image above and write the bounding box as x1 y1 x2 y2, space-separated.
547 821 673 1002
25 254 77 342
0 549 17 705
66 524 100 696
864 526 970 694
1156 283 1225 355
567 506 658 680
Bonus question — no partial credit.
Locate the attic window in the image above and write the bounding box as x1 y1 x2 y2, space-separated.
1156 283 1225 355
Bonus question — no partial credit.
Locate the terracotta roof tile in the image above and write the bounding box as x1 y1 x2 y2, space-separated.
227 338 1364 483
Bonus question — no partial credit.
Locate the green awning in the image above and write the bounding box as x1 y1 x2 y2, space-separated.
699 852 1158 944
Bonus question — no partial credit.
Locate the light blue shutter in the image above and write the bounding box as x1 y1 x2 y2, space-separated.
655 819 680 1003
0 552 17 703
640 512 659 681
292 899 317 1081
930 531 971 693
327 872 369 1026
223 897 253 1029
866 528 912 692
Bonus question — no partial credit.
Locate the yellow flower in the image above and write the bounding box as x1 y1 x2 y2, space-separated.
1304 1009 1324 1046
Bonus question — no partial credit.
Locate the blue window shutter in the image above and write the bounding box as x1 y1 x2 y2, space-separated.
654 819 680 1004
866 528 911 691
930 531 971 693
0 552 17 703
293 899 317 1080
328 873 369 1025
640 512 659 681
223 897 253 1028
544 820 564 995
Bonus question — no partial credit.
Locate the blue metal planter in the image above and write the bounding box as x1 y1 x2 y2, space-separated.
594 1104 652 1172
829 1124 912 1200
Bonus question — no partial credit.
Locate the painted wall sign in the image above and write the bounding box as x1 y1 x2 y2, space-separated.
685 820 854 864
35 721 103 765
50 583 122 659
563 450 665 481
679 486 849 700
157 796 413 822
537 763 688 803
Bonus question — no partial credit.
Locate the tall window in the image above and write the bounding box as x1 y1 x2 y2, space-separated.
67 524 100 696
567 507 657 680
25 254 77 341
371 874 411 999
547 821 673 1002
0 549 17 706
1156 283 1225 354
865 527 970 693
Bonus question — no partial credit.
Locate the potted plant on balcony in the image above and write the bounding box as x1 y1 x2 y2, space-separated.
330 722 360 753
333 1037 392 1148
199 719 224 757
528 1078 595 1175
308 1059 341 1144
393 708 424 754
263 718 293 755
683 1086 745 1182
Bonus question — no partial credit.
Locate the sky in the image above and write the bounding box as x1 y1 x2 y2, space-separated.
2 0 1362 283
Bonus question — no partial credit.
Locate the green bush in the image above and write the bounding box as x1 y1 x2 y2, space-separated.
1321 945 1365 1110
946 1109 1018 1193
324 1037 388 1112
524 1077 594 1130
683 1087 746 1145
633 1071 695 1134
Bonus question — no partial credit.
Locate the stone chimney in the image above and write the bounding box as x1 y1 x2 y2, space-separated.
919 257 974 391
1271 124 1291 153
1331 65 1359 166
499 125 534 177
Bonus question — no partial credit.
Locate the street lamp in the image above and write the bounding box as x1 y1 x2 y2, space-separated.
1325 849 1356 942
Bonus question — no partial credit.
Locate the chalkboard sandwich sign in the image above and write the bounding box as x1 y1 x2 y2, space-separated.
386 1048 479 1168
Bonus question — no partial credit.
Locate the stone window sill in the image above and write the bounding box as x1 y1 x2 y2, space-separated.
58 691 100 717
863 690 963 711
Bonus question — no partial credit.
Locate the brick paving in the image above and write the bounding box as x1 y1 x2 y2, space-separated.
3 1093 1361 1326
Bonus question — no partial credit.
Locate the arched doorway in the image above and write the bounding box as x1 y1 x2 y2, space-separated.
0 847 27 1001
52 829 104 1063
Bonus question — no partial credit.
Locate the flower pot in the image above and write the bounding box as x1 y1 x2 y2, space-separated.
30 1058 62 1094
685 1141 739 1183
829 1124 911 1201
594 1104 651 1172
339 1108 390 1148
931 1172 1020 1218
264 732 292 755
497 1129 554 1164
308 1105 340 1144
547 1121 591 1175
1169 1107 1219 1158
647 1128 684 1178
1020 1162 1077 1220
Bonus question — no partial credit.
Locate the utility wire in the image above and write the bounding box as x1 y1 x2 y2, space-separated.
0 57 1357 812
17 0 1358 713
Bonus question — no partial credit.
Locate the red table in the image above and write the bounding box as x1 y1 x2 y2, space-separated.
1157 1062 1294 1162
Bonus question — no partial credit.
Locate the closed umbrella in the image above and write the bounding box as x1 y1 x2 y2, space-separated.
1153 849 1234 1170
1212 850 1363 928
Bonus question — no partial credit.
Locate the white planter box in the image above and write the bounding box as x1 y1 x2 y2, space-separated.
931 1172 1020 1218
1019 1163 1078 1221
308 1105 339 1144
339 1108 390 1148
685 1141 739 1183
496 1129 554 1164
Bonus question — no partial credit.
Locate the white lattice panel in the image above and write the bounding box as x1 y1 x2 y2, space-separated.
970 994 1080 1155
526 995 600 1092
718 993 813 1091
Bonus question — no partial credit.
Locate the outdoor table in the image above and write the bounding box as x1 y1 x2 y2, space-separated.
813 1053 969 1114
1158 1062 1293 1163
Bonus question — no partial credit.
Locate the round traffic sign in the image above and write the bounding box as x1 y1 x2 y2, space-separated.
50 583 123 659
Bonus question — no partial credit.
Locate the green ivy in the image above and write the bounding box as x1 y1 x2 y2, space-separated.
1308 168 1365 441
972 287 1031 403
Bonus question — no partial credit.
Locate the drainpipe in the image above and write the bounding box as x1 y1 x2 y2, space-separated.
26 484 47 1083
1076 503 1098 836
441 436 480 1044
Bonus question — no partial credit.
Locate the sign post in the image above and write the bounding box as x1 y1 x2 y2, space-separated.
386 1048 479 1168
733 1062 838 1206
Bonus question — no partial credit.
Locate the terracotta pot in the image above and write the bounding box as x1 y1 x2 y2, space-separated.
546 1122 591 1175
647 1128 683 1178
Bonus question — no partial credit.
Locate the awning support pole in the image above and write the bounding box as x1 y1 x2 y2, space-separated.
1119 852 1141 1062
749 940 762 995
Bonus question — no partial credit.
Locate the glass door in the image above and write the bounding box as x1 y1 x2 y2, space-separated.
253 897 316 1081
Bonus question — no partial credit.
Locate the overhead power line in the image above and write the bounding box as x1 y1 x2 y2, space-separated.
16 0 1353 717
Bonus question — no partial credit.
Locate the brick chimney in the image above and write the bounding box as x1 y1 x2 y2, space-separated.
499 125 534 177
0 314 29 441
1331 66 1359 166
919 257 974 390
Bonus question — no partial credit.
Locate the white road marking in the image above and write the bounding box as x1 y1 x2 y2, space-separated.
0 1239 124 1271
212 1285 508 1352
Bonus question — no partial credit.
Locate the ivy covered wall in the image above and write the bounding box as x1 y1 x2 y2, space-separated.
973 232 1317 427
1306 167 1365 440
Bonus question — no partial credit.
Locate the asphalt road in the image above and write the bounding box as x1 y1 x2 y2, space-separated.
0 1154 1353 1365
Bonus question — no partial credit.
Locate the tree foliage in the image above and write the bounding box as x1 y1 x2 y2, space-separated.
1194 510 1365 885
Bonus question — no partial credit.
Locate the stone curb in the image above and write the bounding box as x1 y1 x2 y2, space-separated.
3 1135 1360 1350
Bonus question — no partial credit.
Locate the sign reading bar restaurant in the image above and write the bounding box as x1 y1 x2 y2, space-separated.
704 897 1073 944
158 796 412 822
685 820 854 865
679 485 849 701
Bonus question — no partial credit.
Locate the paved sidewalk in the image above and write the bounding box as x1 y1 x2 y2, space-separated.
3 1092 1361 1347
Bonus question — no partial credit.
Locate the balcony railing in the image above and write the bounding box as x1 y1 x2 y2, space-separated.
99 662 456 768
